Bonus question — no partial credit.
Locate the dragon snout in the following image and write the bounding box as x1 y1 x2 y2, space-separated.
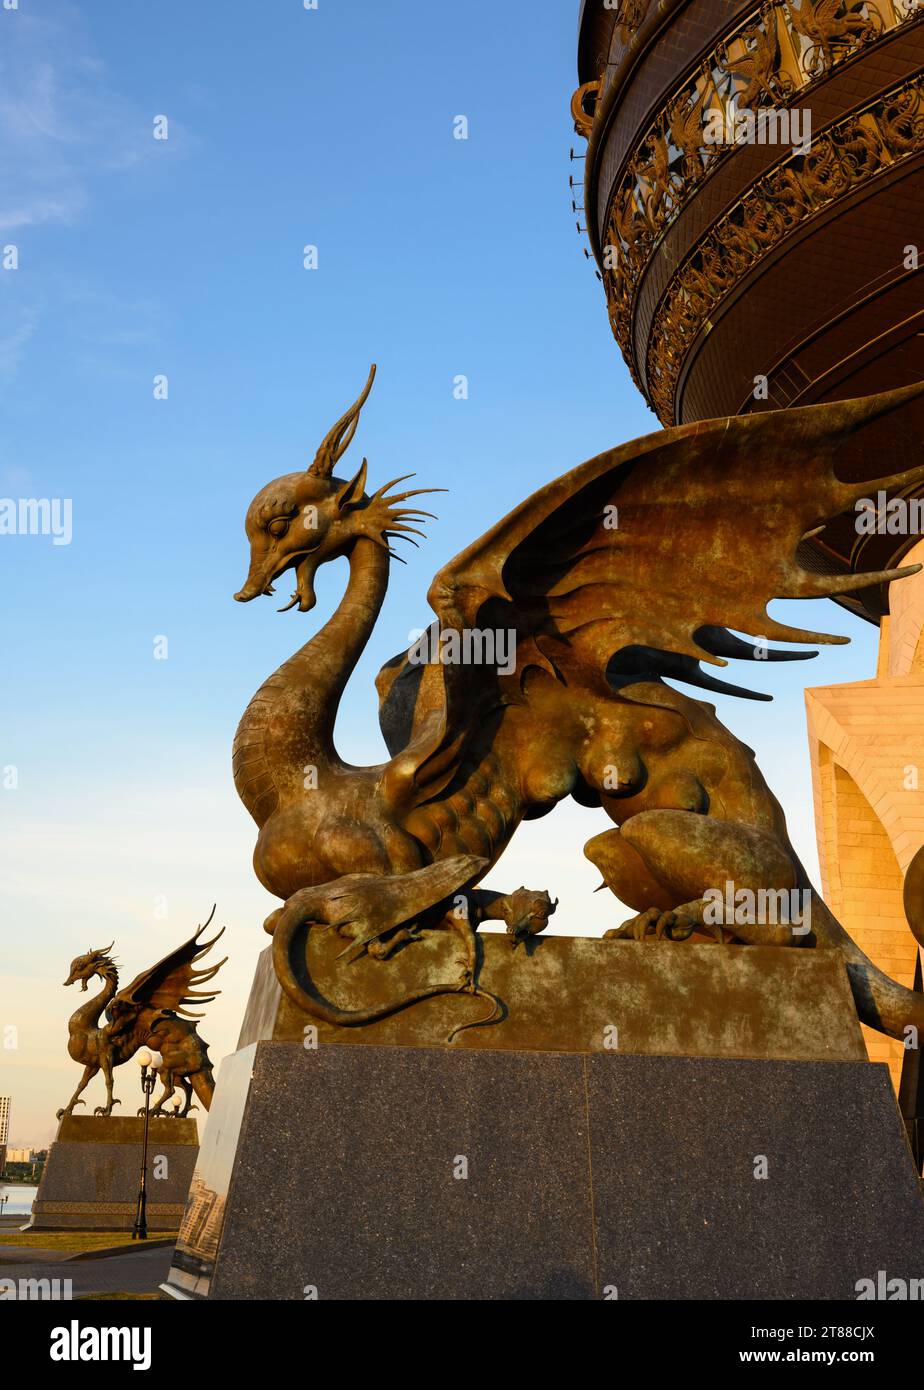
234 562 268 602
234 550 280 603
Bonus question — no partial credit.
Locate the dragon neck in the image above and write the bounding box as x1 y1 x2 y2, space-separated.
69 966 117 1030
234 537 390 821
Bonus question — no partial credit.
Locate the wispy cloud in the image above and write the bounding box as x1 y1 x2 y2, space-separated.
0 7 185 234
0 6 190 382
0 198 79 232
0 305 39 377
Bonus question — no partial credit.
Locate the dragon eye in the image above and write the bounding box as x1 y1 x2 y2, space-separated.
268 517 290 538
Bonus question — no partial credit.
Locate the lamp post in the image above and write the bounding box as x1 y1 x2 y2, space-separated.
131 1049 162 1241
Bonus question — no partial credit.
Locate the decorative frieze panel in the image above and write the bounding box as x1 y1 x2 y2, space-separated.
643 75 924 422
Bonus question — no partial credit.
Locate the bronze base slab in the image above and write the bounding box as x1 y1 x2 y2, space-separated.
238 934 868 1061
30 1115 199 1232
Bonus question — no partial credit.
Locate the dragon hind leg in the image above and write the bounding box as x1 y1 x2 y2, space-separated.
585 812 799 945
150 1071 177 1117
588 815 924 1045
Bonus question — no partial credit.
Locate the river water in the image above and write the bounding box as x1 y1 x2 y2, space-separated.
0 1183 37 1217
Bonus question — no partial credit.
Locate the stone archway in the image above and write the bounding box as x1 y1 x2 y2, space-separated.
829 762 910 1087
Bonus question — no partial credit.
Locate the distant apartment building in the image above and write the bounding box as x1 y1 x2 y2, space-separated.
6 1147 35 1163
0 1097 9 1173
181 1174 226 1262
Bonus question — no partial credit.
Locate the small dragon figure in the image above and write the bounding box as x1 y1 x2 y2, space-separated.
666 85 711 182
785 0 881 75
233 367 924 1045
58 915 225 1118
717 14 793 111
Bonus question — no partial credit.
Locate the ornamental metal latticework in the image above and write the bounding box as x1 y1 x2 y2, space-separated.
580 0 924 415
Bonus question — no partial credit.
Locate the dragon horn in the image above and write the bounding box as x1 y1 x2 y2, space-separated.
308 364 376 479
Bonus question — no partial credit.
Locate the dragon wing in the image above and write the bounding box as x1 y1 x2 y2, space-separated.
815 0 844 28
111 910 227 1020
379 383 924 809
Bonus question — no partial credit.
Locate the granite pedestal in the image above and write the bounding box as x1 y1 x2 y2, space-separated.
31 1115 199 1232
162 936 924 1299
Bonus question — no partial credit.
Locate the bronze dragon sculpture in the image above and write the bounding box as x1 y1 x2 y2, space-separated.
233 366 924 1044
58 916 225 1117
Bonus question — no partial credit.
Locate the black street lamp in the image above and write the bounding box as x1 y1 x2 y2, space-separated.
131 1048 162 1241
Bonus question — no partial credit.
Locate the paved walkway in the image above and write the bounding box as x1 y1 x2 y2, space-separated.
0 1243 175 1296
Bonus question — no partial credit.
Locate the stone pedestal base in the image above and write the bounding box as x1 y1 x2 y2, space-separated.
162 937 924 1300
31 1115 199 1232
164 1042 924 1300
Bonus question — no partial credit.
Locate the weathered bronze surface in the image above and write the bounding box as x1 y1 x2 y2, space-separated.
233 369 924 1045
238 937 867 1062
58 916 226 1118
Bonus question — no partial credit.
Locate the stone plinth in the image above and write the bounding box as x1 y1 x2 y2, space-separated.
164 1042 924 1301
31 1115 198 1232
162 935 924 1300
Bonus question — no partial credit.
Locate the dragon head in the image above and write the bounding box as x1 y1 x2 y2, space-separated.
64 944 115 990
499 888 559 947
234 364 438 613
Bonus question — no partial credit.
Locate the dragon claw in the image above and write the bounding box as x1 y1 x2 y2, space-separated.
56 1099 86 1119
605 907 696 942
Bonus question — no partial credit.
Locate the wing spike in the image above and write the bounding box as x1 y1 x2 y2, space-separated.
756 615 850 646
694 625 817 663
830 464 924 510
780 563 922 599
794 378 924 455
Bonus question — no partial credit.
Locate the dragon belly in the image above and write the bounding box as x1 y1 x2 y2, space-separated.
403 759 521 867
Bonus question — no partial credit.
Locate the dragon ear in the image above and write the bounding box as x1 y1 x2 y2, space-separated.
337 457 368 511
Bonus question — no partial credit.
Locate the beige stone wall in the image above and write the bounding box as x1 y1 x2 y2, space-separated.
805 540 924 1093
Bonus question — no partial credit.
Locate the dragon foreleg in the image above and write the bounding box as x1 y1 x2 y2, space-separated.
91 1038 121 1117
56 1063 99 1120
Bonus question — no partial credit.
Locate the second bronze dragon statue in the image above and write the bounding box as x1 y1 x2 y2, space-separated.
58 915 226 1118
233 366 924 1044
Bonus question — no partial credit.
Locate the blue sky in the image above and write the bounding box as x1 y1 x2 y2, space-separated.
0 0 879 1143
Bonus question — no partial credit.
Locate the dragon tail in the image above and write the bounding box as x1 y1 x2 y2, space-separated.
269 854 497 1039
811 852 924 1043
